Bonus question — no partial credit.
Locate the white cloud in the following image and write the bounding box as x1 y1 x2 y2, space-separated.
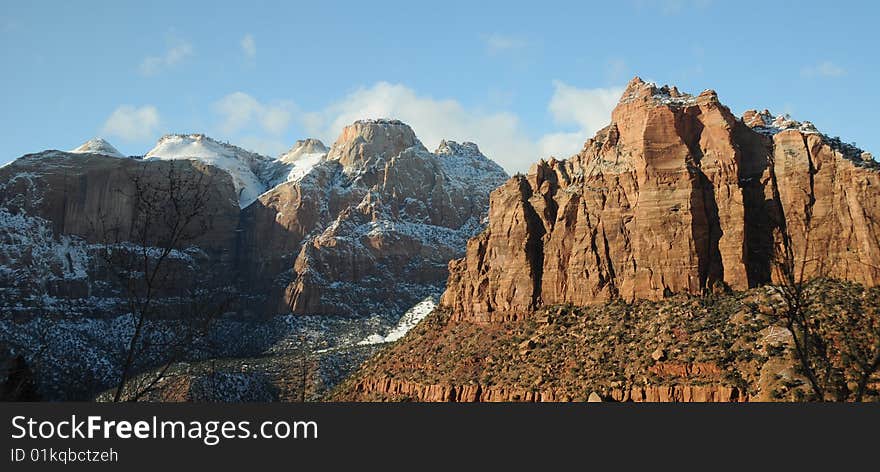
548 81 623 131
539 81 624 158
801 61 846 78
139 39 194 76
537 131 588 161
485 34 527 55
301 82 537 173
241 34 256 58
214 92 292 135
101 105 161 141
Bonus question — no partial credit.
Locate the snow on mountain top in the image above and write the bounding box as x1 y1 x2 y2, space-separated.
619 78 699 107
435 140 483 158
434 140 508 192
278 139 329 164
69 138 125 158
147 134 272 162
146 134 274 208
742 109 875 165
352 118 407 126
743 109 820 136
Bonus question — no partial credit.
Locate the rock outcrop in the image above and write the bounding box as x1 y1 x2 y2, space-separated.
442 77 880 322
335 79 880 402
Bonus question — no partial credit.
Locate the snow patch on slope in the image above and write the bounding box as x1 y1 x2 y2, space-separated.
0 208 89 288
284 151 325 182
357 296 437 345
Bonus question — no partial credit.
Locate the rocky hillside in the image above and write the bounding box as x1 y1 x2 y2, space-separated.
0 125 506 400
335 280 880 402
336 78 880 401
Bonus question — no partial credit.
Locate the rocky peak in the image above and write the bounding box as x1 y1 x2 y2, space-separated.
69 138 125 158
279 139 329 164
742 109 820 136
617 77 722 112
597 77 736 174
327 119 424 170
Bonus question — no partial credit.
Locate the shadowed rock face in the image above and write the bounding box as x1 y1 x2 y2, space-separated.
237 119 508 317
0 152 241 306
442 77 880 322
0 152 240 252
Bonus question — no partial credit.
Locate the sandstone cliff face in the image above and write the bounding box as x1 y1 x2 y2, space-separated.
442 77 880 321
238 119 508 317
0 151 240 309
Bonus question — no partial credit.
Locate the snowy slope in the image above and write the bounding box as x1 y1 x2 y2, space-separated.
70 138 125 158
357 296 437 345
434 140 508 194
265 139 329 188
146 134 274 207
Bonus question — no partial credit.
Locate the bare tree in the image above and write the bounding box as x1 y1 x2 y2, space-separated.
93 160 232 402
767 153 880 401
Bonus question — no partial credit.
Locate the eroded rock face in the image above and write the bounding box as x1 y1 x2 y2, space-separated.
442 77 880 321
344 376 748 402
238 119 508 317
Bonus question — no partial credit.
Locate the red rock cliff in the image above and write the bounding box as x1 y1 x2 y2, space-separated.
442 77 880 322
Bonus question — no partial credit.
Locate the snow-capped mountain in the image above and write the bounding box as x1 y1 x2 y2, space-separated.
145 134 277 207
144 134 332 208
0 120 508 400
69 138 125 158
278 138 329 165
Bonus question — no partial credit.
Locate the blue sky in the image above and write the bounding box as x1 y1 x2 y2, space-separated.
1 0 877 172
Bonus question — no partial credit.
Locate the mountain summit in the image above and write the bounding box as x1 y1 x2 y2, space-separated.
69 138 124 158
